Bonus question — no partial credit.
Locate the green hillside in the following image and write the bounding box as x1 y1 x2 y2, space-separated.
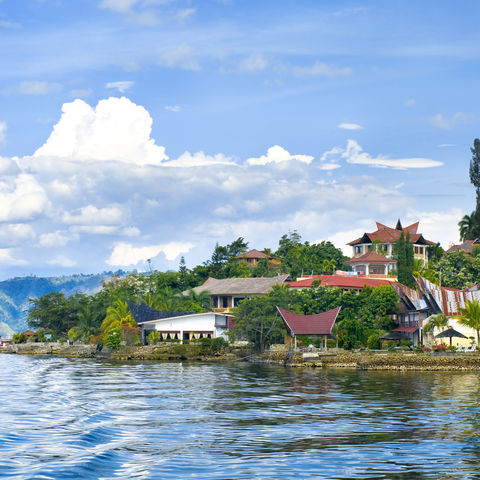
0 272 125 333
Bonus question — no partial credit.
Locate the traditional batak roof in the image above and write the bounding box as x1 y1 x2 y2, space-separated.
348 220 436 246
346 252 397 264
127 301 196 324
186 274 290 296
288 274 394 289
276 306 341 336
445 239 480 254
237 249 269 259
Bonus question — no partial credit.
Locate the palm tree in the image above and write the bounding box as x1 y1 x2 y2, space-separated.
101 299 135 333
424 313 449 333
322 259 336 275
454 299 480 345
185 289 212 311
459 212 475 241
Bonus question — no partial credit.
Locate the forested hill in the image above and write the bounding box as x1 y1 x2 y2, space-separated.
0 272 126 335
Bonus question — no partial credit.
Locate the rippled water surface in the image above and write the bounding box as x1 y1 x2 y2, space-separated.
2 355 480 479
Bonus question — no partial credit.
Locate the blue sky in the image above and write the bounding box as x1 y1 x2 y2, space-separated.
0 0 478 278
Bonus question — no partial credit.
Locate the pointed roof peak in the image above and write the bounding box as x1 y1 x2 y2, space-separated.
395 219 403 230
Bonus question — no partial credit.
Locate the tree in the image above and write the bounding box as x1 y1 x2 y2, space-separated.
454 299 480 345
101 299 135 333
423 313 449 333
393 232 415 287
459 213 476 242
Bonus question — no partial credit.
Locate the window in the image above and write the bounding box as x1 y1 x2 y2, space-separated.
383 244 388 252
355 246 362 254
221 296 229 308
419 247 424 254
211 296 219 308
414 246 419 254
233 297 245 307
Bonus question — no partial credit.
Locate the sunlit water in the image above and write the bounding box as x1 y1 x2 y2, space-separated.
1 355 480 479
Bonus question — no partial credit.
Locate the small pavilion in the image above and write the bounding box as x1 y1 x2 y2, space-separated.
276 306 341 349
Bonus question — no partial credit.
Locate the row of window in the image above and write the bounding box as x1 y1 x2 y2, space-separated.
211 296 248 308
354 244 425 255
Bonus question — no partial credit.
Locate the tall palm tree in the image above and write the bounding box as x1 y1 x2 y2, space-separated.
459 213 475 241
186 289 212 311
454 299 480 345
322 259 336 275
101 299 135 333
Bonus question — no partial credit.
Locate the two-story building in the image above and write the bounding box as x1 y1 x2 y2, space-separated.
346 220 436 275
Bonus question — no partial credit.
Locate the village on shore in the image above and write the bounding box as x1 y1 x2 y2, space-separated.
3 217 480 370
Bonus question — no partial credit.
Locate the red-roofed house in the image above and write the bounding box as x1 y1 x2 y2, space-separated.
277 306 341 349
237 249 281 267
347 220 436 275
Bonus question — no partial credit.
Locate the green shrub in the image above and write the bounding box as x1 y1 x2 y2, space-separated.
106 330 121 350
146 331 161 345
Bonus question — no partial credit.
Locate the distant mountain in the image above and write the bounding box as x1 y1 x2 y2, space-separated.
0 272 127 334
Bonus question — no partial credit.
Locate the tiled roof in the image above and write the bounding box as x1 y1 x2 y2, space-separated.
277 306 341 335
445 239 480 254
346 251 397 264
237 249 269 259
347 220 435 246
288 274 394 289
186 274 290 296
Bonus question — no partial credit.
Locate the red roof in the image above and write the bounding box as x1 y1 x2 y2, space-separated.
277 306 341 335
347 220 435 246
393 326 419 333
346 251 397 264
288 274 394 289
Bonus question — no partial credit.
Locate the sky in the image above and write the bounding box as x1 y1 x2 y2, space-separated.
0 0 479 279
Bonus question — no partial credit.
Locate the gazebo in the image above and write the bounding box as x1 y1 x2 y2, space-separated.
276 306 341 349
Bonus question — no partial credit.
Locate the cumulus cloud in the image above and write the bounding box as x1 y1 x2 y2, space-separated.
0 174 48 222
62 204 125 226
0 249 26 266
0 224 35 247
292 61 352 77
338 122 364 130
39 230 71 247
247 145 314 165
106 81 134 93
341 139 442 169
107 241 194 266
47 255 77 267
429 112 472 130
33 97 169 165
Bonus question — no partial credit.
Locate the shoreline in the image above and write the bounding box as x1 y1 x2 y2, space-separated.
3 343 480 370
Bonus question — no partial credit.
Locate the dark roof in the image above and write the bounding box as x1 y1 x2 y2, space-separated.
127 301 196 325
237 249 269 259
435 328 467 339
276 306 341 336
186 275 290 296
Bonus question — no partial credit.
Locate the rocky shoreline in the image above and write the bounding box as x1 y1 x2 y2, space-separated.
3 343 480 370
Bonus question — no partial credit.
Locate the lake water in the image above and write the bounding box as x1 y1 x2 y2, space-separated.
1 355 480 479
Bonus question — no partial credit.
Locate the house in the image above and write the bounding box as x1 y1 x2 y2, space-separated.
185 274 290 313
237 249 281 267
276 306 341 349
347 220 436 275
445 239 480 254
287 274 395 293
128 301 233 343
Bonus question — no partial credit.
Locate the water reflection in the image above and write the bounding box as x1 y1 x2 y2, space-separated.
1 355 480 479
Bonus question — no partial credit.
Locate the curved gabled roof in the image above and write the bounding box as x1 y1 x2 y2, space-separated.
276 306 341 335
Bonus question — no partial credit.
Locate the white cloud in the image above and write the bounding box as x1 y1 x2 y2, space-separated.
165 105 181 112
163 151 236 167
177 8 196 21
338 122 364 130
62 204 125 226
107 241 194 265
69 88 93 98
238 53 268 73
39 230 71 247
341 139 443 169
0 249 26 266
47 255 77 267
438 144 456 148
0 174 48 222
0 224 35 247
430 112 472 130
0 19 21 29
292 61 352 77
106 81 134 93
247 145 314 165
159 44 201 71
99 0 139 14
33 97 169 165
404 98 416 107
0 121 6 147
